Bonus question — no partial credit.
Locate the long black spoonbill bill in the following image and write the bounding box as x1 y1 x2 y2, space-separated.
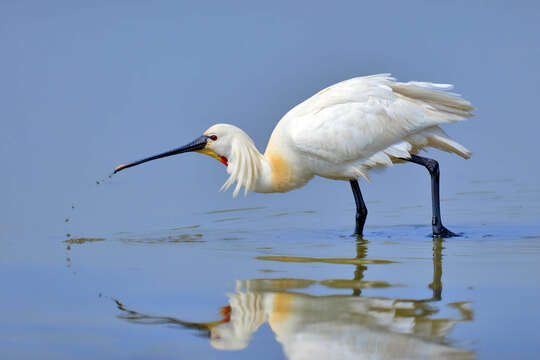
114 74 473 237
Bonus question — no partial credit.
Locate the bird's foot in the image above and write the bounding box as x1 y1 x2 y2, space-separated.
353 224 365 238
352 228 363 237
433 225 461 238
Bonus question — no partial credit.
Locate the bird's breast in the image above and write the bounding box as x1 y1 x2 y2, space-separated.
266 152 294 192
261 150 314 193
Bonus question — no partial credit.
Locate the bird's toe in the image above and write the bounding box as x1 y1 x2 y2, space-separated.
433 226 461 238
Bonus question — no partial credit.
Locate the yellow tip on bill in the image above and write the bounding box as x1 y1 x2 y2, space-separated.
114 164 127 173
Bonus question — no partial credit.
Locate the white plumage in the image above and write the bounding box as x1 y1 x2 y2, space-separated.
114 73 474 236
267 74 472 183
203 74 473 197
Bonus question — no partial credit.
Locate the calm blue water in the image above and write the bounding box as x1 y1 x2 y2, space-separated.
2 2 540 359
3 204 540 359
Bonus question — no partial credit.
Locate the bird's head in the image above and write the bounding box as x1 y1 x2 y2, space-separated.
113 124 261 196
199 123 254 167
113 124 245 174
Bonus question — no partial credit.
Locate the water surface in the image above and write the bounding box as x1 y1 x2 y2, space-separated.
3 204 539 359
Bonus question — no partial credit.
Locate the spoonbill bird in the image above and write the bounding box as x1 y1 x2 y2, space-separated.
114 74 473 237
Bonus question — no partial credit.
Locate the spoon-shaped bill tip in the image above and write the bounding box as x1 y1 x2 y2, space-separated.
114 164 128 174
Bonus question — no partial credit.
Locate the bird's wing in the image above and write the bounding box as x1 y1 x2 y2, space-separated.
286 74 473 164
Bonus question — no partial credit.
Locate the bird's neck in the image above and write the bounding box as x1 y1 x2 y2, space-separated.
222 139 309 195
257 151 298 193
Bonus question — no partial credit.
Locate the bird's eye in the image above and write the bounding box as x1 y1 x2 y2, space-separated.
210 135 218 141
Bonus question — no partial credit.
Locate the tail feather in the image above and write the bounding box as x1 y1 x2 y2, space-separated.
409 126 471 159
363 126 471 171
427 133 471 159
390 81 474 116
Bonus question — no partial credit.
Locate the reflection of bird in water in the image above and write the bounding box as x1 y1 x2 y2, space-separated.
115 283 473 359
212 282 474 359
113 74 473 237
114 239 474 359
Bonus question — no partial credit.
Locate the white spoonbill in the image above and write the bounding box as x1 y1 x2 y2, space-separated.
114 74 473 237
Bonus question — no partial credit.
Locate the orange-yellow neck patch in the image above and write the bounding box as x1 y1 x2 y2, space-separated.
196 148 228 166
266 152 292 192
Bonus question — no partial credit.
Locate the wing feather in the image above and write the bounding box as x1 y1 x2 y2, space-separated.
286 74 473 165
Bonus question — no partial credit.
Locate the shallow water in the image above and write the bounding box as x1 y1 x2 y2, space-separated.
3 202 540 359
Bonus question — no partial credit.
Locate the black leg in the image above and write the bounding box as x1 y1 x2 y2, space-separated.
350 180 368 236
406 154 457 237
